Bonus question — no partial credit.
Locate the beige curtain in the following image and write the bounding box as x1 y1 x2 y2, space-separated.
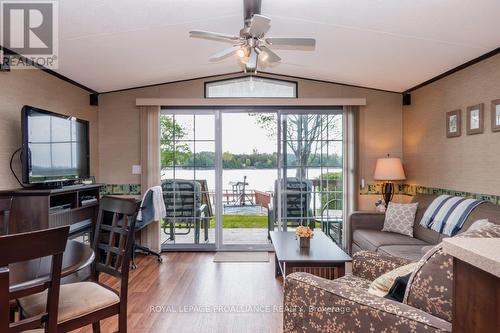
343 106 359 247
139 105 161 252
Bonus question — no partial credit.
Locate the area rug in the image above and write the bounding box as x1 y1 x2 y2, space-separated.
213 251 270 262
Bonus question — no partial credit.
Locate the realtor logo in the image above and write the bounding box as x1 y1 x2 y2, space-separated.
1 1 58 69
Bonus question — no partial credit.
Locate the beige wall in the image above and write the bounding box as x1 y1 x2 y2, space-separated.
0 69 98 190
403 54 500 195
99 73 403 210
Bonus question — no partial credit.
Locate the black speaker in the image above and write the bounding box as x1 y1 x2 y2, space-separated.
402 93 411 106
89 93 99 106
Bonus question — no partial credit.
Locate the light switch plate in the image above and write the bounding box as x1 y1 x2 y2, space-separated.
132 165 142 175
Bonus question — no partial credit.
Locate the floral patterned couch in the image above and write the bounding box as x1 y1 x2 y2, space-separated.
283 251 452 333
283 221 500 333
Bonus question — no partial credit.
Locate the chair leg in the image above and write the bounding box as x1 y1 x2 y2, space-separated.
92 321 101 333
118 312 127 333
135 244 163 263
204 218 209 242
131 243 137 270
194 220 200 244
169 221 175 241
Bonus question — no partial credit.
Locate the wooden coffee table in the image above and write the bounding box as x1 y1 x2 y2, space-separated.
270 231 351 280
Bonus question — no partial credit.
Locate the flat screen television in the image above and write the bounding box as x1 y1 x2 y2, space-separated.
21 105 90 185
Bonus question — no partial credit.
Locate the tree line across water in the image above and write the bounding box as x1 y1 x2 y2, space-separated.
163 149 342 169
160 114 342 170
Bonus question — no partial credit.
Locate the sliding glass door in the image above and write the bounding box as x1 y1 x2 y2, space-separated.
160 111 217 250
161 108 345 251
221 112 277 249
277 111 344 246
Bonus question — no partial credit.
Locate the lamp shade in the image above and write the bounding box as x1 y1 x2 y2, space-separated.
373 157 406 181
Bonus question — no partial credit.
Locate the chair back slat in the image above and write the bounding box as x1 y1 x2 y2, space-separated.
274 178 312 225
105 212 120 267
0 197 12 236
0 227 69 267
0 226 69 333
97 243 125 256
92 196 138 280
162 180 201 219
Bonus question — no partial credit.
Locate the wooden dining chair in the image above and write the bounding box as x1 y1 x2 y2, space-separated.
19 196 139 333
1 226 69 333
0 197 12 235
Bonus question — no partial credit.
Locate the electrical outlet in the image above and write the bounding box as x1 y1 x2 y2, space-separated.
132 165 142 175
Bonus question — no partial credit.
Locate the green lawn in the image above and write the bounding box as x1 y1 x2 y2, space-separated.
210 215 268 228
164 215 319 229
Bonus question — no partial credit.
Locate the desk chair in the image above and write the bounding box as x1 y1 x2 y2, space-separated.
133 189 163 269
1 226 69 333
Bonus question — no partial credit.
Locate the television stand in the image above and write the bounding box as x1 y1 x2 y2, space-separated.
0 184 104 236
26 180 89 190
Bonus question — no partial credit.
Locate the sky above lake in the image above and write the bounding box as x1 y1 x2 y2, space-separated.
167 112 343 156
172 113 277 154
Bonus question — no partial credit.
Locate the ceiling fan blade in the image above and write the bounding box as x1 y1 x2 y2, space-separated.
248 14 271 37
189 30 240 42
209 45 242 62
258 46 281 63
265 37 316 47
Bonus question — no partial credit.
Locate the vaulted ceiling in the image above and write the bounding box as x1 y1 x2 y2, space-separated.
56 0 500 93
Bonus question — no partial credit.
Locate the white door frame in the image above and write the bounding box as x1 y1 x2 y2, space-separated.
161 107 349 252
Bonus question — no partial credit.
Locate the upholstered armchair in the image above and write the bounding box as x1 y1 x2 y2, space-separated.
283 251 452 333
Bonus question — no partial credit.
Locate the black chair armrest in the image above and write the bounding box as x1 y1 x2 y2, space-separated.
199 204 209 218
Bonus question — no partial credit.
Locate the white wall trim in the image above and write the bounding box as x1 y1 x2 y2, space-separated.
136 98 367 107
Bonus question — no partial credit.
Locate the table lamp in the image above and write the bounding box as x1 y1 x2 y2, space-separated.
373 154 406 206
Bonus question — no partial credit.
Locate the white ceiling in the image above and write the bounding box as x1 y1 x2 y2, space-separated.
56 0 500 93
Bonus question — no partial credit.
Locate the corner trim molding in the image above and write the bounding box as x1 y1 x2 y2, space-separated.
405 46 500 93
0 45 97 94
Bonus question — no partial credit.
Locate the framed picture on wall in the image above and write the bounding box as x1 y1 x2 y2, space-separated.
491 99 500 132
446 109 461 138
466 103 484 135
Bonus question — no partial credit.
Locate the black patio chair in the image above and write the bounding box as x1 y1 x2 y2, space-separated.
268 177 314 238
161 179 210 244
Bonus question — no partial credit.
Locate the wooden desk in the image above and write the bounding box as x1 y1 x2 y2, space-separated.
9 239 95 297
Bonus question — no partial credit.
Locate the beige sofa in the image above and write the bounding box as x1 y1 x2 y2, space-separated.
349 193 500 260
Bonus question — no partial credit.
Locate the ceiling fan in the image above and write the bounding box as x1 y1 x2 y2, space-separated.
189 0 316 73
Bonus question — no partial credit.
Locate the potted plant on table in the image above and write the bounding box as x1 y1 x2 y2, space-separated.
296 226 314 248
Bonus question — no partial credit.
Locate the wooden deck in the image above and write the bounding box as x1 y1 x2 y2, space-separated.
161 228 271 245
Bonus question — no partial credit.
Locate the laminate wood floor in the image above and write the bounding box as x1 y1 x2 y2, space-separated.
74 252 283 333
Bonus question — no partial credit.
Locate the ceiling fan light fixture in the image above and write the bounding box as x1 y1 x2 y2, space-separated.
236 48 246 58
260 51 269 62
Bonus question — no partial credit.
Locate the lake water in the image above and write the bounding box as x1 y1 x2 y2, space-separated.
161 167 341 192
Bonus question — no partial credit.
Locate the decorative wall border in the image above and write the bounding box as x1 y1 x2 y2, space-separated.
100 184 141 196
101 183 500 205
359 183 499 205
